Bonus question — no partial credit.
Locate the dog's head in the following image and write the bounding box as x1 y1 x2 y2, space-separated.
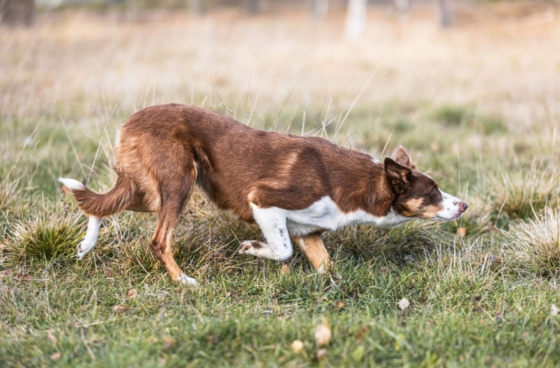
384 147 467 220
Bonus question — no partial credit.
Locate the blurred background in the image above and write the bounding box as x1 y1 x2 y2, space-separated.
1 0 559 202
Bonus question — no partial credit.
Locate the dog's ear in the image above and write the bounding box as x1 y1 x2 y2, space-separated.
384 157 413 195
395 146 416 169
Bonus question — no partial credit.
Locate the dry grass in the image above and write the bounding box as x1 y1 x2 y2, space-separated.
505 207 560 276
2 4 560 128
4 203 81 267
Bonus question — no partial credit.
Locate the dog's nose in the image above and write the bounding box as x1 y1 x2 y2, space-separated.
460 202 468 213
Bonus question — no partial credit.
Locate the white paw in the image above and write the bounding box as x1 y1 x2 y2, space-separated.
76 239 95 260
239 241 262 256
176 274 198 286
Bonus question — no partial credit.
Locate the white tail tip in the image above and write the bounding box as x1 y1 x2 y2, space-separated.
58 177 86 191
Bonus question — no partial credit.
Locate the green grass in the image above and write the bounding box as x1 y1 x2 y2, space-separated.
2 100 560 367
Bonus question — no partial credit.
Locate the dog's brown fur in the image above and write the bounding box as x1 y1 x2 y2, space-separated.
64 103 461 282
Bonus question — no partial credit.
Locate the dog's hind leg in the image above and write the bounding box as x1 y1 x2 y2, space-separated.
239 204 293 261
77 216 103 259
294 235 331 273
149 177 197 285
59 175 135 260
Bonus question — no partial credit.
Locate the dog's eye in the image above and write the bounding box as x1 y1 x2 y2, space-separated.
430 186 440 198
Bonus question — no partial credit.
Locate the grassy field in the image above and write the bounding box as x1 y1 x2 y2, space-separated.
2 3 560 367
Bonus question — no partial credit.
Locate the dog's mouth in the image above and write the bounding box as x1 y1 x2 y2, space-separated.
433 200 468 221
434 211 465 221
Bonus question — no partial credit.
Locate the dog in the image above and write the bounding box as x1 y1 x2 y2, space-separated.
59 103 468 285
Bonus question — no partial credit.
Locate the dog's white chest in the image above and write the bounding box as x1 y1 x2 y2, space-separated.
284 196 410 236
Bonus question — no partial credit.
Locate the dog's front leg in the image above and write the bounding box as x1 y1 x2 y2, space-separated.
239 204 293 261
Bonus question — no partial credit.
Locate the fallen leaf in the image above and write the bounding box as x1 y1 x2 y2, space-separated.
354 326 369 342
351 345 365 361
397 297 410 310
457 227 467 237
489 255 502 266
47 331 57 345
16 270 33 283
280 264 290 275
316 348 327 360
473 305 484 313
291 340 304 354
50 352 61 360
335 301 345 310
126 289 138 299
314 321 331 347
113 305 130 313
551 304 559 316
163 336 176 350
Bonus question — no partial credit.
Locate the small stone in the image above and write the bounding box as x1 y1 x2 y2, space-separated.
314 321 331 347
291 340 304 353
397 297 410 310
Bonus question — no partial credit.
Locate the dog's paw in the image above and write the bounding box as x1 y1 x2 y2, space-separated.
238 241 263 255
176 274 198 286
76 238 94 260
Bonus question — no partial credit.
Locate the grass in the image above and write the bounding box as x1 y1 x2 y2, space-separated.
504 207 560 276
2 3 560 367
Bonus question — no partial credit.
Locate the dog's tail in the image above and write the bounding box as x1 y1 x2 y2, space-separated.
58 175 134 218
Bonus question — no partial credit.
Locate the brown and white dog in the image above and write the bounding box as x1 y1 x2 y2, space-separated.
59 104 467 285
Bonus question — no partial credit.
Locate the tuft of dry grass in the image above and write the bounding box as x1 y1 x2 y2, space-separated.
504 207 560 276
5 206 81 267
472 160 560 226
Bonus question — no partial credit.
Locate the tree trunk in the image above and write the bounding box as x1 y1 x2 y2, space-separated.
345 0 367 39
1 0 35 27
439 0 453 28
244 0 259 15
312 0 328 21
